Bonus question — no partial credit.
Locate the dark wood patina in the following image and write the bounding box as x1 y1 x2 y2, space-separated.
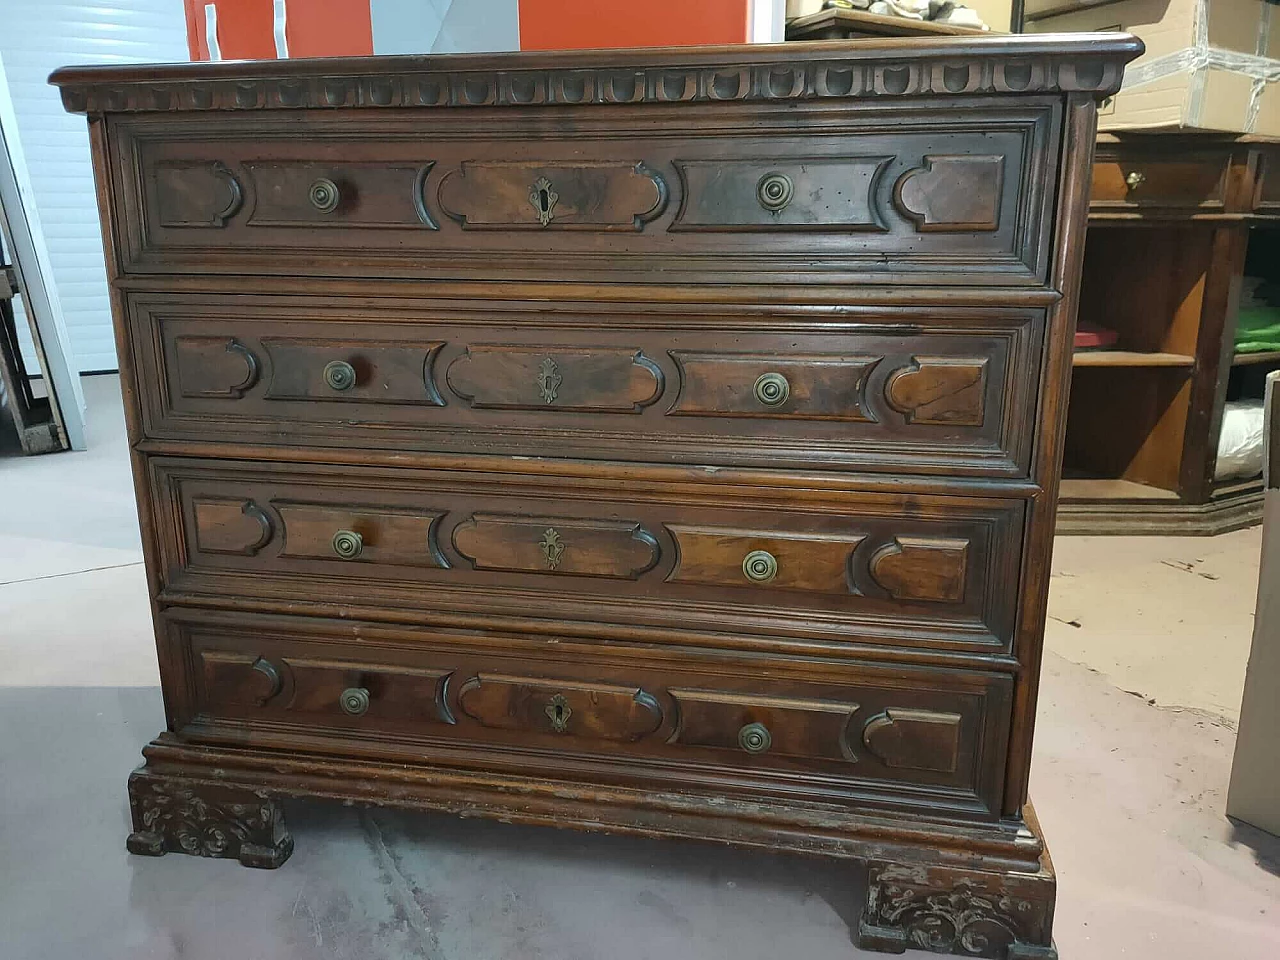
54 34 1139 958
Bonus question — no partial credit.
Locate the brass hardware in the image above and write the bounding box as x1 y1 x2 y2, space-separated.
738 722 771 754
544 693 572 733
339 687 370 716
529 176 559 226
537 357 562 404
742 549 778 584
309 177 341 213
753 372 790 406
323 360 357 391
757 172 793 212
539 527 565 570
331 530 363 560
1124 170 1146 190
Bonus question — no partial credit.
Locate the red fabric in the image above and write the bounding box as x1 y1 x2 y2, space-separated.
518 0 749 50
186 0 277 61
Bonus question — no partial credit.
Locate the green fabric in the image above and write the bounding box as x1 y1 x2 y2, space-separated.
1234 306 1280 353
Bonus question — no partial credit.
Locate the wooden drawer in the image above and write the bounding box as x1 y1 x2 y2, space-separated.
129 293 1043 478
150 457 1026 655
107 101 1061 286
170 610 1015 818
1090 152 1230 213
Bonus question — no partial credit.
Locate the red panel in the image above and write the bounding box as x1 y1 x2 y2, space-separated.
196 0 278 61
286 0 373 58
518 0 749 50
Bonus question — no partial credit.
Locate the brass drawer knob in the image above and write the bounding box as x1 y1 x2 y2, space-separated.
339 687 370 716
753 372 790 406
757 172 793 212
1124 170 1146 190
309 177 341 213
323 360 357 391
738 722 772 754
742 549 778 584
331 529 363 560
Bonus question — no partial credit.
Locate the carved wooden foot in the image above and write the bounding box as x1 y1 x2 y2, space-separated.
126 769 293 868
858 859 1056 959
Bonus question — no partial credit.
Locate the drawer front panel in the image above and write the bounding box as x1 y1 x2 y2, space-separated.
1090 152 1230 213
172 612 1014 817
131 295 1043 478
109 101 1060 285
152 458 1026 653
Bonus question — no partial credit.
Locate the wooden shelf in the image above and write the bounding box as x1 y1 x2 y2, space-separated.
1059 478 1180 502
1071 350 1196 368
1232 350 1280 366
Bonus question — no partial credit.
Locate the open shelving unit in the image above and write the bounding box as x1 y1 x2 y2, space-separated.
1057 135 1280 535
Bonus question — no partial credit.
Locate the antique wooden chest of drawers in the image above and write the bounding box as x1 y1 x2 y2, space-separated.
55 35 1139 959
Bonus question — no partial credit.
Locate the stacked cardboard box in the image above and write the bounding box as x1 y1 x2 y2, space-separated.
1028 0 1280 135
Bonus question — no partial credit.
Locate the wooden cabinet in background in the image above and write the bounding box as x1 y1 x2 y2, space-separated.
1060 135 1280 535
54 36 1140 958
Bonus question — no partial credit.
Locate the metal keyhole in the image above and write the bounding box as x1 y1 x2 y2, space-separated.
545 693 572 733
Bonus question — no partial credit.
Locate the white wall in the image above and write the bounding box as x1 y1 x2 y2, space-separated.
0 1 189 373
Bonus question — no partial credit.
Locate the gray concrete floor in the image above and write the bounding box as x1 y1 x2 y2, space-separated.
2 375 1278 959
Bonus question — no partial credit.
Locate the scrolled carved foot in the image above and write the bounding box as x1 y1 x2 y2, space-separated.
858 861 1056 959
126 769 293 869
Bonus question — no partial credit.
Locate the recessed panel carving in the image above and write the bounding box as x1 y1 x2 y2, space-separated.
886 357 988 426
668 353 879 421
446 346 663 412
457 674 663 740
438 161 666 230
243 162 437 227
673 157 891 230
870 537 969 603
154 160 242 227
894 155 1004 232
666 525 865 595
668 688 860 762
192 498 274 556
453 514 659 579
274 502 449 568
173 337 259 399
862 708 963 773
262 339 446 406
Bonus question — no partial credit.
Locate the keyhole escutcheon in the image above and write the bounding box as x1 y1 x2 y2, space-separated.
545 693 572 733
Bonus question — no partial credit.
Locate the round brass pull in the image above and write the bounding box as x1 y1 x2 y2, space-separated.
754 372 790 407
339 687 370 716
738 722 772 755
742 549 778 584
331 530 363 560
757 172 793 212
309 177 341 213
1124 170 1146 190
323 360 356 391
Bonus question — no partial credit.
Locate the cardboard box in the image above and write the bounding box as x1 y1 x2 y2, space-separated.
1029 0 1280 135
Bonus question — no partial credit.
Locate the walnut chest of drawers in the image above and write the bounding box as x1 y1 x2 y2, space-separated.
55 35 1139 960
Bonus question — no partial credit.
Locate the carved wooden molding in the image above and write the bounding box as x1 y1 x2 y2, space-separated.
54 40 1140 115
894 155 1004 232
446 346 664 412
192 498 274 556
457 674 663 740
885 357 987 427
438 161 666 231
453 513 660 579
870 536 969 603
862 708 963 773
173 337 259 399
154 160 242 227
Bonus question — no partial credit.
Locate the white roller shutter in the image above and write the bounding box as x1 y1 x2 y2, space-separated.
0 1 188 373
